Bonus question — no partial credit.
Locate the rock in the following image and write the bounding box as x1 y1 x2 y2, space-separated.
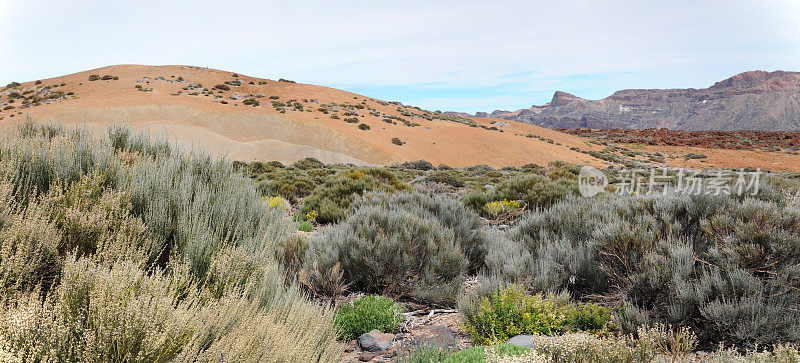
506 334 536 348
412 325 457 349
357 330 394 352
358 352 376 361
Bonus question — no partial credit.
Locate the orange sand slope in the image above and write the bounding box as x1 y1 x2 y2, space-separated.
1 64 799 171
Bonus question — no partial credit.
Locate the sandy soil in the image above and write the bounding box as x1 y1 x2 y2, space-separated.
2 64 798 170
0 65 605 167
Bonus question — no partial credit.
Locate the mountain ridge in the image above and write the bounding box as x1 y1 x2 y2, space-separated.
475 70 800 131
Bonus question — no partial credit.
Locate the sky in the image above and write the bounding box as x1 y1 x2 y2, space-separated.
1 0 799 113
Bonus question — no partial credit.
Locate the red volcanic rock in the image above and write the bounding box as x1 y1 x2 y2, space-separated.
559 128 800 151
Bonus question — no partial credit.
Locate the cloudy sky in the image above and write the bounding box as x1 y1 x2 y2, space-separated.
1 0 799 113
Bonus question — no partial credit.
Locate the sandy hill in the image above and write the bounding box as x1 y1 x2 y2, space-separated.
2 65 800 171
480 70 800 131
0 65 607 168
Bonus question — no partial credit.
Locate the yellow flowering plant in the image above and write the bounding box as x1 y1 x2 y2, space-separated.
483 199 522 218
263 196 288 211
305 210 318 222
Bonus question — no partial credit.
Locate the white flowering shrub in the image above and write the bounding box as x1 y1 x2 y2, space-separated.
0 122 342 362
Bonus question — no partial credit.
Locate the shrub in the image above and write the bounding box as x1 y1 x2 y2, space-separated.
391 137 404 146
304 194 467 304
483 199 522 218
243 98 259 107
333 295 404 340
305 192 492 304
464 175 577 216
357 123 370 130
398 160 435 171
461 286 610 345
423 170 464 187
274 234 308 278
404 344 537 363
292 157 325 170
88 74 100 81
494 193 800 349
213 84 230 91
299 168 406 224
100 75 114 80
684 152 708 160
343 117 359 123
298 221 313 232
0 122 343 361
350 192 491 273
257 171 316 204
1 257 195 362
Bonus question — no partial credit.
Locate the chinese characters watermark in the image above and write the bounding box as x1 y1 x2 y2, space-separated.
578 166 762 197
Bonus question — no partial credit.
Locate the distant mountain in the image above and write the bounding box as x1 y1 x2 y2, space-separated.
477 71 800 131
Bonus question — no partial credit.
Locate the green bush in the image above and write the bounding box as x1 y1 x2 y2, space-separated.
298 221 313 232
357 123 370 130
292 157 325 170
299 168 406 224
391 137 404 146
464 174 577 216
424 170 464 187
461 286 609 345
334 295 404 340
88 74 100 81
398 160 435 171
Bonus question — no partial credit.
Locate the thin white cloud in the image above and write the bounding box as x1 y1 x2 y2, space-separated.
1 0 799 113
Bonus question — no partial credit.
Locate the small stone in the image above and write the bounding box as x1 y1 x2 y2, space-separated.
358 352 376 361
506 334 536 348
357 330 394 352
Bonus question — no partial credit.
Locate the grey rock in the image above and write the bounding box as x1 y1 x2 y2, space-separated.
506 334 536 348
411 325 457 348
357 330 394 352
